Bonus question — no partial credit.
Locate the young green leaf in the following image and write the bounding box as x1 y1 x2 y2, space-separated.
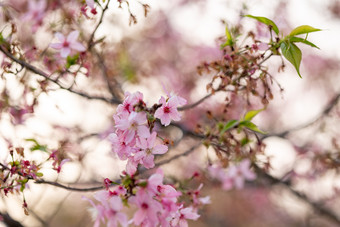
280 41 302 78
243 108 265 121
221 24 234 48
244 15 279 35
289 37 320 49
220 119 239 135
25 138 48 153
289 25 321 36
239 121 266 134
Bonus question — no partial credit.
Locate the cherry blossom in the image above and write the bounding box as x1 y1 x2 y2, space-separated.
114 111 150 144
135 132 168 168
85 191 128 227
22 0 46 32
155 94 187 126
50 31 86 58
129 189 162 226
208 159 256 190
170 206 200 227
228 159 256 189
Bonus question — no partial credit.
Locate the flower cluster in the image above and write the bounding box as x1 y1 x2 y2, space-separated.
87 169 204 227
109 91 186 175
0 147 43 196
208 159 256 190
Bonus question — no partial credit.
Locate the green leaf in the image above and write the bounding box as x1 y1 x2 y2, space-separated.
221 24 235 48
36 172 44 177
289 25 321 36
244 15 279 35
66 54 79 69
220 120 239 135
289 37 320 49
239 121 266 134
280 41 302 78
243 108 264 121
25 138 48 153
240 137 252 146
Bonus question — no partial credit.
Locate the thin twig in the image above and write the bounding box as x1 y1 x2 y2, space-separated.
178 94 212 111
155 143 201 167
88 0 111 48
258 168 340 225
263 92 340 139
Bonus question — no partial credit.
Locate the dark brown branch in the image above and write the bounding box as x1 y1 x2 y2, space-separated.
34 179 105 192
263 92 340 139
0 45 120 105
178 94 212 111
258 168 340 225
88 0 111 49
155 143 201 167
0 212 24 227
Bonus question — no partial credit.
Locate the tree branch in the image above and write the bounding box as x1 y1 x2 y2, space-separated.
0 44 120 105
34 179 105 192
263 91 340 139
178 94 213 111
258 168 340 225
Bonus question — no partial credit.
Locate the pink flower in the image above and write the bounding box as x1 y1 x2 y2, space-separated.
50 31 86 58
86 0 95 9
155 95 187 126
135 132 168 169
116 91 144 116
209 160 256 190
228 159 256 189
171 206 200 227
22 0 46 31
114 111 150 144
86 191 128 227
108 132 135 160
129 189 162 226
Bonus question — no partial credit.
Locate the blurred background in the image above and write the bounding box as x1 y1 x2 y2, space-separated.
1 0 340 226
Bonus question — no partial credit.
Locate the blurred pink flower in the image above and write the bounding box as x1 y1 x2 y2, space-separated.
50 31 86 58
228 159 256 189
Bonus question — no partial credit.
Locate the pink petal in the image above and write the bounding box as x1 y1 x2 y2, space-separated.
169 110 181 121
160 114 171 126
50 43 62 49
137 125 150 138
134 209 147 225
86 0 95 8
134 112 147 124
142 155 155 168
147 132 157 147
55 32 65 41
109 196 122 211
154 108 164 119
60 48 71 58
153 144 168 155
67 30 79 43
71 42 86 52
116 212 128 227
234 176 244 189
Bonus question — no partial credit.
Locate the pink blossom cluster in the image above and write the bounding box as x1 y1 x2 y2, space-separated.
109 91 186 175
87 169 203 227
208 159 256 190
22 0 46 32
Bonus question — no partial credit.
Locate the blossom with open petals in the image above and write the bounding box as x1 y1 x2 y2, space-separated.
50 31 86 58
